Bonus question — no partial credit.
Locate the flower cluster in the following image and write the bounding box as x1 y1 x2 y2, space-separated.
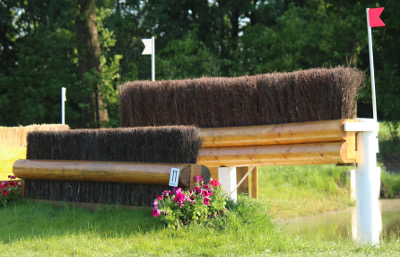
0 175 21 207
152 175 227 228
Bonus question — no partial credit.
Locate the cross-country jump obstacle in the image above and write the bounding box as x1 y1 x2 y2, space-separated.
13 67 380 244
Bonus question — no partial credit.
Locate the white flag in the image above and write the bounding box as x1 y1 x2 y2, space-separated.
142 38 153 55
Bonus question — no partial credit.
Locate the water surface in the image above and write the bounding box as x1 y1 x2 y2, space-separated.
276 199 400 241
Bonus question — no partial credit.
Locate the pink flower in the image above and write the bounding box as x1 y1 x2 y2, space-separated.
2 190 8 196
157 195 163 200
207 191 214 197
152 209 160 217
201 190 209 197
203 197 211 206
162 190 170 197
202 184 210 189
194 186 201 194
210 180 221 187
174 192 185 202
153 200 158 206
194 175 204 183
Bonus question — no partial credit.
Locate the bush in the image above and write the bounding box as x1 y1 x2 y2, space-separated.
0 175 21 207
152 176 227 228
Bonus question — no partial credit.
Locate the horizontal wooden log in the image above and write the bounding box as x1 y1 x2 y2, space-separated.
197 141 356 167
199 119 357 148
13 160 210 188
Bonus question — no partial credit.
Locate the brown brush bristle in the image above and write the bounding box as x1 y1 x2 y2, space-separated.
24 179 168 206
26 126 202 164
119 67 364 128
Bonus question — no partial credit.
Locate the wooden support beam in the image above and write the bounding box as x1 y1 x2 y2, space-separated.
198 141 356 167
199 119 356 148
13 160 210 189
236 167 250 194
252 167 258 199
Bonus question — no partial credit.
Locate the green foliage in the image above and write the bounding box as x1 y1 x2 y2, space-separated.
1 0 400 126
381 171 400 198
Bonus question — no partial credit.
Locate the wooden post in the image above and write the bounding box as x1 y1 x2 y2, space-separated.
236 167 250 195
252 167 258 199
208 167 219 181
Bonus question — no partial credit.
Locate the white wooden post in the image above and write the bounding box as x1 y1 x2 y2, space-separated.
344 119 381 245
218 167 237 202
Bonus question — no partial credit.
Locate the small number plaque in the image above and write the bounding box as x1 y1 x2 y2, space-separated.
169 168 180 187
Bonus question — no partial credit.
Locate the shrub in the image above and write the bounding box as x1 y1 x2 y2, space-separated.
0 175 21 207
152 176 227 228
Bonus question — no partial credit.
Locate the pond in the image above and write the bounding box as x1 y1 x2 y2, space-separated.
276 199 400 241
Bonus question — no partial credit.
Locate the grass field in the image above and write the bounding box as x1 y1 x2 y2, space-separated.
1 164 400 256
1 197 399 256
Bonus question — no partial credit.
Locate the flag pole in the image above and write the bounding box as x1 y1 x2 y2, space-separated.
61 87 66 125
366 8 378 121
151 36 155 81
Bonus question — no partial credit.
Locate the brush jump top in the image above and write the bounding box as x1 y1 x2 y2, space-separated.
119 67 364 128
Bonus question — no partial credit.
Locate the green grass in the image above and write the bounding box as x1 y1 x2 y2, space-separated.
257 164 353 220
1 198 399 256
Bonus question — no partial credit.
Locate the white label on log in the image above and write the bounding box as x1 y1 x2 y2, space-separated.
169 168 180 187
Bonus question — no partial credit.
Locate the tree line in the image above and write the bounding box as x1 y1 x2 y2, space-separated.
0 0 399 132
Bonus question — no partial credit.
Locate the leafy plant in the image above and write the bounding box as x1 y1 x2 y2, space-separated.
0 175 21 207
152 176 227 228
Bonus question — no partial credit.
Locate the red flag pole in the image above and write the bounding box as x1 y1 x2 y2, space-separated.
366 8 378 121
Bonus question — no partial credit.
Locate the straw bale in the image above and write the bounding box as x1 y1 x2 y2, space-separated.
119 67 364 128
27 126 202 164
0 124 69 148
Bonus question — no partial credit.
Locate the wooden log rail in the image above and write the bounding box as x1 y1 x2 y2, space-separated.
197 119 358 167
13 160 210 189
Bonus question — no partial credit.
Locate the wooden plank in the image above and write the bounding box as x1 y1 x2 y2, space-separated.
13 160 209 188
252 167 258 199
200 119 356 148
198 141 356 167
236 167 250 194
208 167 219 181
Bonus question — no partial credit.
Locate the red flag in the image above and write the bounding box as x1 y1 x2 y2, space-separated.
368 7 385 27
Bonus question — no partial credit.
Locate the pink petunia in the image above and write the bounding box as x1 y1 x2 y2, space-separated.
194 175 204 183
202 184 210 189
157 195 163 200
153 200 159 206
152 209 161 217
203 197 211 206
194 186 201 194
174 191 185 202
201 190 209 197
210 180 221 187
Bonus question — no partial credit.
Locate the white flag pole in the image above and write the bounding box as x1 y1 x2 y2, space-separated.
61 87 66 125
366 8 378 121
151 36 155 81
